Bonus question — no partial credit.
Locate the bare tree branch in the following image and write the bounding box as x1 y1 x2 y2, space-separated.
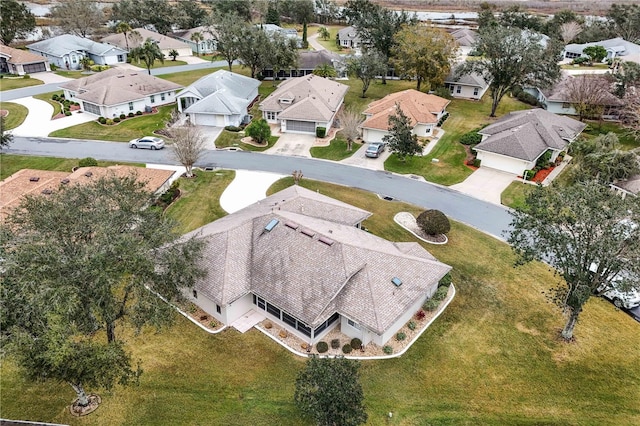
169 125 207 178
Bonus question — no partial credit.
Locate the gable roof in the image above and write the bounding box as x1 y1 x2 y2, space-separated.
475 109 586 161
172 26 217 41
540 73 624 107
338 26 360 41
612 175 640 196
444 63 490 88
185 186 450 335
297 50 342 70
179 70 260 115
0 45 48 65
450 28 477 47
59 68 183 105
259 75 348 121
360 89 450 131
27 34 127 58
564 37 640 57
102 28 190 51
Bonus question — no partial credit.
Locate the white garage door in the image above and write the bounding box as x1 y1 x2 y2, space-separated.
193 114 225 127
477 152 527 175
286 120 315 133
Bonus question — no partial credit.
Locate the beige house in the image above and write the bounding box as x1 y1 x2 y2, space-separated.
360 89 450 143
0 45 50 75
102 27 192 57
184 185 451 346
60 68 182 118
259 75 348 134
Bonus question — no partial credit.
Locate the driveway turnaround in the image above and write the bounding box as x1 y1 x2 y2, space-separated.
450 167 516 205
219 170 285 213
11 97 94 137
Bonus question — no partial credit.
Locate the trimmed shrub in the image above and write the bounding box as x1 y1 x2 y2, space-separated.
408 321 417 331
331 338 340 349
416 209 451 235
460 131 482 145
136 111 143 116
119 114 126 120
473 158 481 168
516 91 539 106
78 157 98 167
224 125 242 132
209 320 217 328
423 298 440 311
350 338 362 350
523 169 535 180
439 272 452 287
316 341 329 353
23 74 31 79
245 118 271 144
383 345 393 355
106 118 114 125
432 86 452 100
415 310 426 320
50 64 58 71
396 332 406 341
572 56 589 65
113 117 121 123
128 112 134 118
316 127 326 138
342 343 352 354
52 94 59 101
64 111 72 116
437 112 449 127
434 286 449 301
98 117 106 124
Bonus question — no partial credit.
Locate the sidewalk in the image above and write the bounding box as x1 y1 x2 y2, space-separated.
11 97 94 137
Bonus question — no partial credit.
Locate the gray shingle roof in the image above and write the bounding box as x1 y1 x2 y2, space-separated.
475 109 586 161
445 63 489 88
564 37 640 57
259 75 348 121
180 70 260 115
450 28 477 47
185 186 450 335
27 34 127 58
540 73 624 107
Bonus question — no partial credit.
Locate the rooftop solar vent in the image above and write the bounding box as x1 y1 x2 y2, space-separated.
264 219 279 232
60 178 70 184
41 189 53 195
29 177 40 182
318 236 334 246
391 277 402 287
300 228 315 238
285 221 299 230
84 171 93 177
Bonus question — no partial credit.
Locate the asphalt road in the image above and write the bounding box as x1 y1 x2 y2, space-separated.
6 136 515 240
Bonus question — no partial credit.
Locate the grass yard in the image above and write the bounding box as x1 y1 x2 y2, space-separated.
0 154 141 180
560 64 610 70
0 102 28 130
310 136 362 161
0 76 44 91
33 91 64 117
215 130 278 151
385 95 532 185
582 120 640 150
49 105 175 141
1 176 639 425
54 70 87 79
501 181 538 210
149 59 188 69
309 25 353 54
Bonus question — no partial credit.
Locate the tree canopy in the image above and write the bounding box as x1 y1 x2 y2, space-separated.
130 38 165 74
507 181 640 341
170 124 208 178
346 50 387 98
0 0 36 45
1 116 14 149
212 13 245 71
51 0 105 38
382 104 422 161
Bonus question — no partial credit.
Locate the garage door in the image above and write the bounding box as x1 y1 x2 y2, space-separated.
23 62 47 73
286 120 315 133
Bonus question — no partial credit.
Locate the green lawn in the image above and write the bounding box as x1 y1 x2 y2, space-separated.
310 136 361 161
1 177 639 425
54 70 87 79
0 102 28 130
582 120 640 150
501 181 538 210
560 64 610 70
49 105 175 141
160 66 230 86
149 59 188 69
33 91 64 117
0 76 44 91
310 25 353 53
215 130 278 152
385 95 532 185
0 154 141 180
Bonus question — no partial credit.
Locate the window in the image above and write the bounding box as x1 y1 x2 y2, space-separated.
282 312 297 328
266 111 276 121
216 304 221 314
150 95 155 103
128 102 134 111
117 54 124 62
82 102 101 115
72 56 77 64
193 289 198 299
473 87 479 96
456 85 461 94
297 322 311 337
161 93 165 101
347 319 361 329
266 302 281 318
253 294 266 310
562 102 571 109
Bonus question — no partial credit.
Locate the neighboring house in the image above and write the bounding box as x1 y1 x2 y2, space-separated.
525 74 624 119
474 108 586 175
183 185 452 346
258 24 302 47
0 166 176 221
27 34 127 70
337 26 361 49
562 37 640 64
176 70 260 127
444 63 490 100
259 75 348 134
449 28 477 57
102 27 192 57
261 50 346 80
360 89 450 143
172 26 218 55
0 45 50 75
59 68 182 118
611 175 640 198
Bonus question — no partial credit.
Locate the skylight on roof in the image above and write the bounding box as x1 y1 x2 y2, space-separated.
391 277 402 287
264 219 279 232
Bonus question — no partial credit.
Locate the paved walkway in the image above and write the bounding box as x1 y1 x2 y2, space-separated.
450 167 517 205
11 97 94 137
219 170 286 213
308 32 326 51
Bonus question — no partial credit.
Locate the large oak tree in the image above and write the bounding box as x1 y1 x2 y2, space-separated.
0 0 36 45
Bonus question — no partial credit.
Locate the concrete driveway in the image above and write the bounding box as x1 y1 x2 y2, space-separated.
265 132 315 157
30 71 72 84
197 126 222 149
11 97 94 137
339 142 389 170
449 167 516 205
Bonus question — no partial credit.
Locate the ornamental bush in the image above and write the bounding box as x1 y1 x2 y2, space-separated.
136 111 143 116
439 272 452 287
460 131 482 145
316 127 326 138
383 345 393 355
396 332 406 341
128 112 134 118
64 111 72 116
342 343 352 354
119 114 126 120
423 298 440 311
416 209 451 235
245 118 271 144
350 338 362 350
331 338 340 349
408 321 416 331
98 117 106 124
434 286 449 301
106 118 114 125
316 341 329 353
78 157 98 167
113 117 120 123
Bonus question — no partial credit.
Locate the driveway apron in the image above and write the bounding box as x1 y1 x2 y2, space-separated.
265 132 315 157
450 167 516 205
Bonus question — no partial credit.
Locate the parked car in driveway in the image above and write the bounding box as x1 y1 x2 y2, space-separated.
365 142 385 158
129 136 165 150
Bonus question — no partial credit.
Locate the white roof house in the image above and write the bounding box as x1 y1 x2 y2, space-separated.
27 34 127 70
102 28 193 57
562 37 640 64
176 70 260 127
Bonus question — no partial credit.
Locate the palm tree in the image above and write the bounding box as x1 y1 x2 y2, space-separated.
1 116 14 149
129 38 164 75
312 63 337 78
115 22 133 51
190 31 204 57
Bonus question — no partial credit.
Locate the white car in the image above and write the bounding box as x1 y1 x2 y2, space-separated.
597 283 640 309
129 136 165 150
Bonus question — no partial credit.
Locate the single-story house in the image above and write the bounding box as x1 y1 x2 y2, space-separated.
259 74 348 134
27 34 128 70
444 64 490 100
102 27 192 57
474 109 586 175
360 89 450 143
183 185 452 346
449 28 477 57
172 26 218 55
611 175 640 199
525 74 624 119
259 24 302 47
59 68 182 118
562 37 640 64
261 50 346 80
177 70 260 127
337 26 361 49
0 45 50 75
